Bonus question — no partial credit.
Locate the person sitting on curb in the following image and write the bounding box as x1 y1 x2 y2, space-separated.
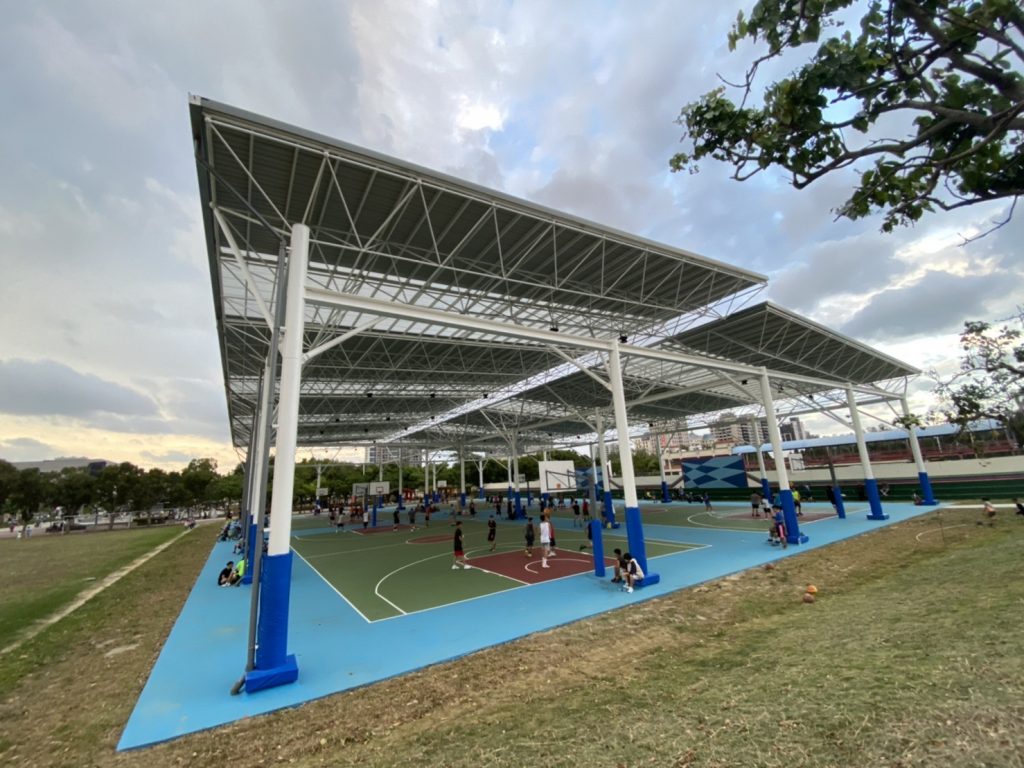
218 561 235 586
611 547 627 584
771 505 788 549
622 552 645 594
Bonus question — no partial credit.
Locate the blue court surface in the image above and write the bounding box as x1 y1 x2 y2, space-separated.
118 501 939 750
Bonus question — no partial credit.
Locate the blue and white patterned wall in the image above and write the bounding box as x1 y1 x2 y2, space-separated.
682 456 750 489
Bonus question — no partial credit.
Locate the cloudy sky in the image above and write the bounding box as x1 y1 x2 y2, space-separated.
0 1 1019 471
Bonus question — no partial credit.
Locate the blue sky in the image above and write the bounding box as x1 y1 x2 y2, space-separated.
0 0 1019 470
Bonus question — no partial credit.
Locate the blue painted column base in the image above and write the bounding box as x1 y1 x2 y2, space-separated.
527 492 533 507
459 492 467 509
660 481 670 503
541 493 549 510
397 495 404 511
864 478 889 520
832 485 846 519
760 477 772 504
246 551 298 693
624 506 659 586
918 471 939 505
241 522 258 585
779 489 809 545
590 519 605 578
477 488 485 500
603 490 619 528
514 491 524 519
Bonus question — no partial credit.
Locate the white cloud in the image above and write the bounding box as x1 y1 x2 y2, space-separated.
455 96 505 134
0 0 1019 470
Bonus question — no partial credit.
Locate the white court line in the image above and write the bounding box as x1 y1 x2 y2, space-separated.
373 549 472 616
685 511 756 532
524 555 591 574
292 547 373 624
300 538 413 559
914 524 967 542
462 546 531 585
372 542 713 625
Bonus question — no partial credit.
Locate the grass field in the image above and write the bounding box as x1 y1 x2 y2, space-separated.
0 508 1021 767
0 526 182 653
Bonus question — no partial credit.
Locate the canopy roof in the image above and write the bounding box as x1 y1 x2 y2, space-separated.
190 96 918 457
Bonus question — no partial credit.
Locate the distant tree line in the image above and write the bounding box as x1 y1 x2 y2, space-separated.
0 448 653 525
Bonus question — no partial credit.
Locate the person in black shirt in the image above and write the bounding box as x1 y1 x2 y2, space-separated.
218 561 234 586
452 521 468 569
487 515 497 551
611 548 627 584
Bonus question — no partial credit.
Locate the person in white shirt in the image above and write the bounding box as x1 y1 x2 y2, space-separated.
539 515 552 568
623 553 645 594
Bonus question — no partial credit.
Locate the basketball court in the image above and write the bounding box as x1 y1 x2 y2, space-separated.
118 499 940 750
129 97 941 753
293 512 695 621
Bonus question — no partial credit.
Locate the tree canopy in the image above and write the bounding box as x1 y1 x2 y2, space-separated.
936 310 1024 445
672 0 1024 231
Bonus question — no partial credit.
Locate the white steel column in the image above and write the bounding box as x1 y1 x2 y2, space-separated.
246 223 307 693
512 434 523 518
267 224 308 555
902 396 937 504
653 429 670 503
608 342 638 510
760 372 804 543
608 340 654 581
588 441 599 510
848 385 888 519
596 411 614 525
397 447 404 510
459 448 467 508
749 417 771 502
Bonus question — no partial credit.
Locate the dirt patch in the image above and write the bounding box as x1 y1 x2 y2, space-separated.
103 644 139 659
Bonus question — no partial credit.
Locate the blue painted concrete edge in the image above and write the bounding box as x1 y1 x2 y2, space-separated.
118 502 939 749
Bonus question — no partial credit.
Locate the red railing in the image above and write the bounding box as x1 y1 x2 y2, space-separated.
738 440 1018 471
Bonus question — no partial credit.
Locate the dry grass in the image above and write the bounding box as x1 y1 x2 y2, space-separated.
0 509 1021 767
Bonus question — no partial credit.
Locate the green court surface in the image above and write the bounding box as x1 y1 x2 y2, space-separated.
633 502 850 531
292 514 337 531
292 518 696 621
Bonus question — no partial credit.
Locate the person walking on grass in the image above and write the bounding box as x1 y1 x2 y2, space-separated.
487 514 497 551
524 517 535 557
981 498 996 526
452 521 468 569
